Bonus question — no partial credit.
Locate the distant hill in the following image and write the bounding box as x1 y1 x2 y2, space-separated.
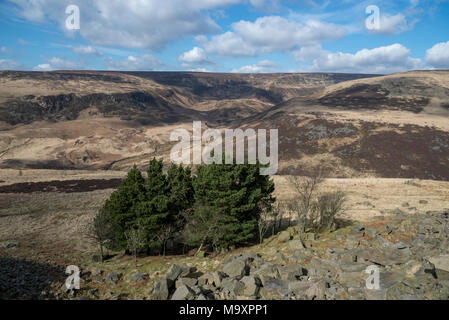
0 70 448 180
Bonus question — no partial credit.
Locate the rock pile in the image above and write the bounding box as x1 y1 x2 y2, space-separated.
151 210 449 300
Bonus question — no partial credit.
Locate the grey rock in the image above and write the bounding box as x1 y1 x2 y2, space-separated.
305 280 327 300
223 259 248 279
166 264 184 281
240 276 262 297
105 272 119 283
176 277 198 289
278 264 307 281
130 272 146 283
171 285 196 300
260 278 287 300
221 278 244 299
428 255 449 273
152 278 174 300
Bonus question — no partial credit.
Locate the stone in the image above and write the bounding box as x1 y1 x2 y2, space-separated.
221 278 245 299
428 255 449 273
176 277 198 288
344 237 360 249
337 271 365 289
251 264 280 285
171 285 196 300
260 278 287 300
288 281 310 296
223 259 248 279
240 276 262 297
152 278 174 300
278 264 307 281
198 273 214 287
305 280 327 300
359 247 411 266
130 272 146 283
166 264 184 281
211 271 227 288
105 272 119 283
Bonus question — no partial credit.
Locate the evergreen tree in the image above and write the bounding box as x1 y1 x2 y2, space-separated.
103 165 145 250
134 158 170 251
187 158 275 251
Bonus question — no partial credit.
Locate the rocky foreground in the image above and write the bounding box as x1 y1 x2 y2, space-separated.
1 209 448 300
147 209 449 300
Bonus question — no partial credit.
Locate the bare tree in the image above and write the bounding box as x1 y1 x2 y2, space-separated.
258 204 272 244
287 167 324 237
86 208 114 263
157 224 176 257
316 191 346 232
125 222 146 266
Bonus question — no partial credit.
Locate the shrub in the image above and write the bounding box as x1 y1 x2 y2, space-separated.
316 191 346 232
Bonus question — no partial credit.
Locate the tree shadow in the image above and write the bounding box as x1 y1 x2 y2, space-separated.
0 257 65 300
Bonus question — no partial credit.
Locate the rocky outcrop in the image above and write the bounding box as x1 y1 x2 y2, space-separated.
150 210 449 300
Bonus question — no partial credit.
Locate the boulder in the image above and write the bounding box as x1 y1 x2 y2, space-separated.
222 259 248 279
240 276 262 297
130 272 146 283
221 278 245 299
278 264 307 281
166 264 184 281
176 277 198 289
105 272 119 284
260 278 287 300
305 280 327 300
152 278 174 300
171 285 196 300
428 255 449 273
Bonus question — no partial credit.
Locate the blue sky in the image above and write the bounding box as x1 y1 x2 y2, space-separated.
1 0 449 74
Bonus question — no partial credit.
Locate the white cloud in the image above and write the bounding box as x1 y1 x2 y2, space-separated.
370 13 412 35
104 54 162 71
32 57 81 71
72 46 103 56
199 16 346 57
0 59 23 70
294 43 424 74
8 0 245 49
426 41 449 69
178 47 211 66
232 59 278 73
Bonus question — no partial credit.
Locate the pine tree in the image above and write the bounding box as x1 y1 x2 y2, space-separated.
103 165 145 250
187 158 275 251
134 158 170 252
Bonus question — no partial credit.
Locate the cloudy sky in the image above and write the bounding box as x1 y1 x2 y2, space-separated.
0 0 449 74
